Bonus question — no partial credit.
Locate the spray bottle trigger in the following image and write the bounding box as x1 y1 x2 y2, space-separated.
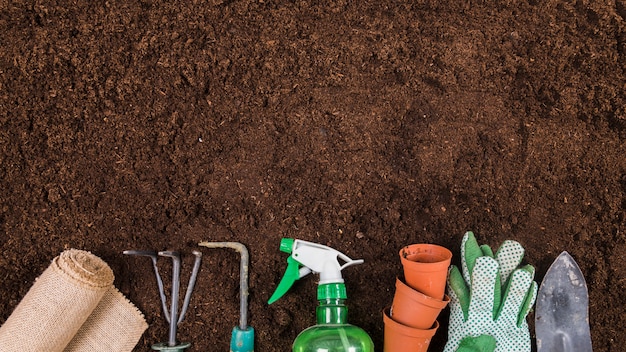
268 256 301 304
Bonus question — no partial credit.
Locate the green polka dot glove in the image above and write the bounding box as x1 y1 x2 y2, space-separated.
444 232 538 352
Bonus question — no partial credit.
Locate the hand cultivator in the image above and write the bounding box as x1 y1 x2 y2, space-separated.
124 250 202 351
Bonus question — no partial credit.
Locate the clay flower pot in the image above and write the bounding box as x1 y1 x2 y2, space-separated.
383 307 438 352
400 244 452 300
391 277 450 329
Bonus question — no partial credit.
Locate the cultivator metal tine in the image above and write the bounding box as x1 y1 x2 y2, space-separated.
124 249 202 351
122 250 170 323
177 250 202 324
158 251 181 347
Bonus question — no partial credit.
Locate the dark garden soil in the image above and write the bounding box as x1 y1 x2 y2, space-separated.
1 0 625 351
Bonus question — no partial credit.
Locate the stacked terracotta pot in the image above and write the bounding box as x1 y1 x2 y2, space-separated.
383 244 452 352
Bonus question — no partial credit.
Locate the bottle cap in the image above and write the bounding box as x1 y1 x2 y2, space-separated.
318 283 347 300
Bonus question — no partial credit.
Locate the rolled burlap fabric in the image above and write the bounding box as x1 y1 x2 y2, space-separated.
0 249 147 352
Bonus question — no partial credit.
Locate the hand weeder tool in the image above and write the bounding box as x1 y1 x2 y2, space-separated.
198 241 254 352
123 250 202 352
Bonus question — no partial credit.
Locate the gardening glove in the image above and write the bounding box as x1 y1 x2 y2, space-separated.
444 231 538 352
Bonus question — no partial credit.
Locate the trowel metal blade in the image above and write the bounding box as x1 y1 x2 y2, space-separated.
535 251 592 352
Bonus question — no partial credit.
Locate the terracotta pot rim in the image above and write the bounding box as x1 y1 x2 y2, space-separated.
399 243 452 261
382 307 439 337
394 277 450 309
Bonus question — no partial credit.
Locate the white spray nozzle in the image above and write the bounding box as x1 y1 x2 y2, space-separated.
268 238 364 304
291 239 364 284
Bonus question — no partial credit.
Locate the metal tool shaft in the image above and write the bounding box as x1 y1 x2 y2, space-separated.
198 241 249 330
159 251 181 346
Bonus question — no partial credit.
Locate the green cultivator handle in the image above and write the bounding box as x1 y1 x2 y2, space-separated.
231 326 255 352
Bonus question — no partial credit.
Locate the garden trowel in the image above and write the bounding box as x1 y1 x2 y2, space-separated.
535 251 592 352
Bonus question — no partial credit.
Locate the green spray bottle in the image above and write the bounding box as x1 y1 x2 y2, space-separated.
268 238 375 352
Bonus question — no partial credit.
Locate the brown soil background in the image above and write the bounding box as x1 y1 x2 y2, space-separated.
1 0 625 351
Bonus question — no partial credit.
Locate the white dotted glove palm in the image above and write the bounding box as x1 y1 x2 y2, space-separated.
444 232 538 352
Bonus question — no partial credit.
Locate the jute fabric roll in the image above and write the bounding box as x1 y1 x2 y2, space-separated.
0 249 147 352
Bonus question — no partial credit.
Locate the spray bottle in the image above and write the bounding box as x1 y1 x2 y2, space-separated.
268 238 375 352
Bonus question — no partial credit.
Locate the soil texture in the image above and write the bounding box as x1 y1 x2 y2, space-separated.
1 0 625 351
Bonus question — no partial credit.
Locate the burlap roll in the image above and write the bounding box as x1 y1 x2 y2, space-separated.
0 249 147 352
